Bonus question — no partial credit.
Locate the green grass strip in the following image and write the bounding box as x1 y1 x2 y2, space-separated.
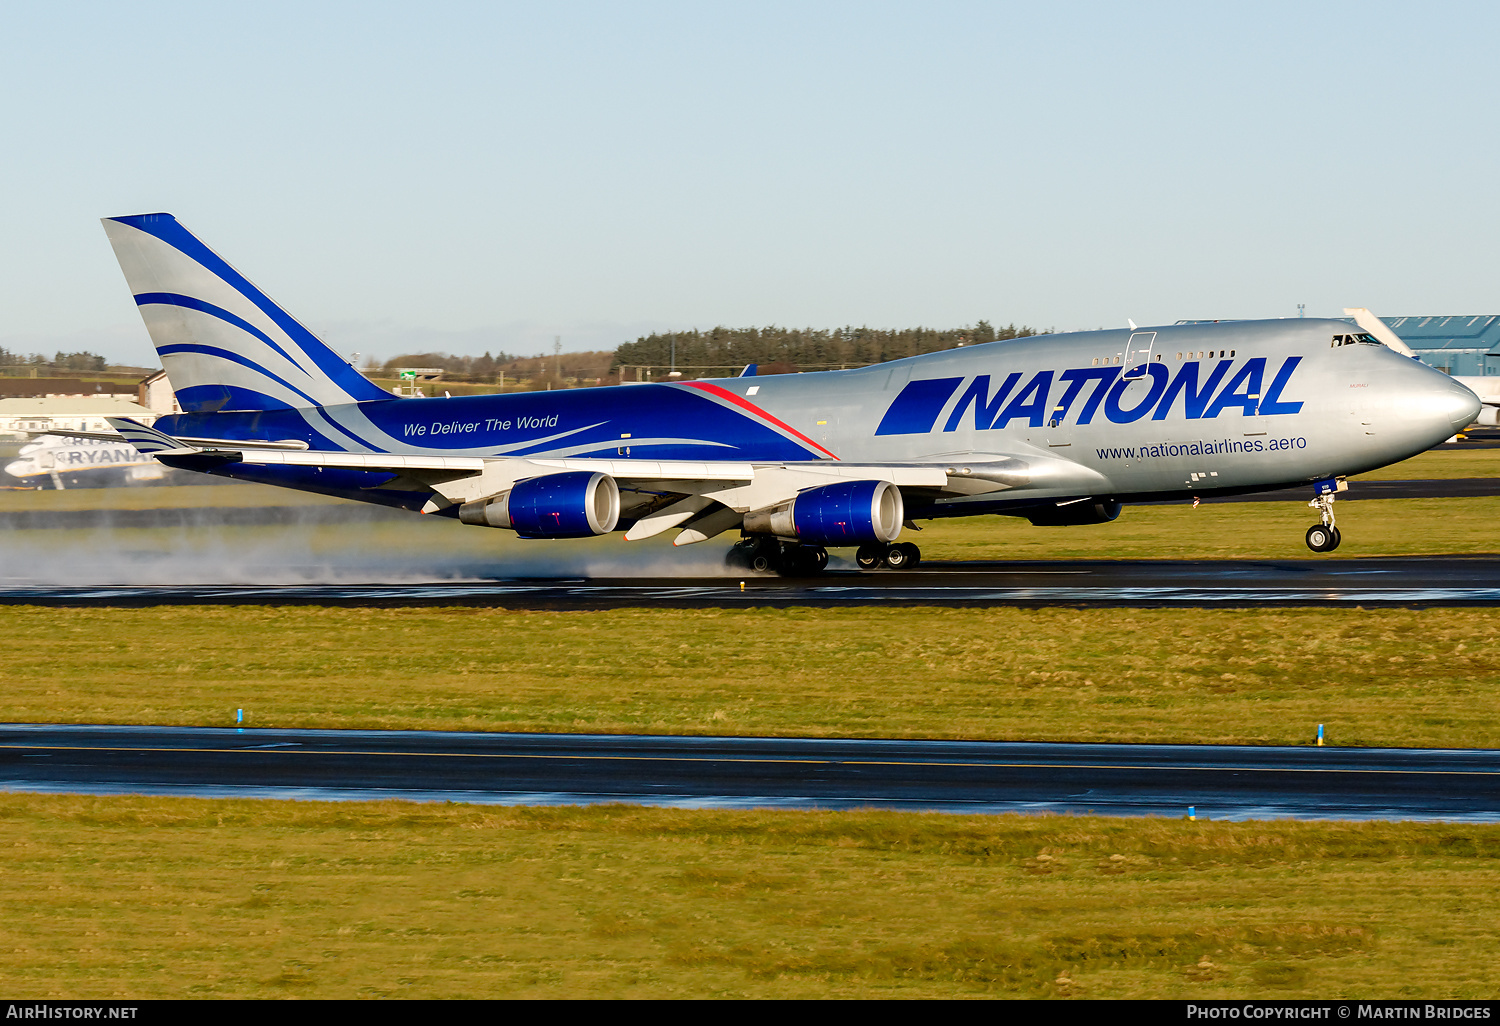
4 606 1498 749
2 795 1497 998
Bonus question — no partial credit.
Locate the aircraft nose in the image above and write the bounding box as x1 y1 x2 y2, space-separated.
1388 368 1482 440
1434 378 1483 433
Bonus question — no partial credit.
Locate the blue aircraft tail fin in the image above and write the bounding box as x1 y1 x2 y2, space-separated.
101 213 394 413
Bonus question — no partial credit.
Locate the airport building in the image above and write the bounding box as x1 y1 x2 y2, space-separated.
136 369 181 415
0 369 179 438
0 396 158 438
1380 315 1500 377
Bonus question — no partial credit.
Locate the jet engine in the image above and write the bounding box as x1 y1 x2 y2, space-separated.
458 471 620 538
742 479 904 546
1023 500 1122 526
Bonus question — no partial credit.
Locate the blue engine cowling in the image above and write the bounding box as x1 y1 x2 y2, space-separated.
788 479 904 545
458 471 620 537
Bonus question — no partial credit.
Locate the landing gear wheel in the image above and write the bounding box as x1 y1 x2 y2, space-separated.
895 542 921 568
724 539 754 571
726 537 783 573
884 543 916 570
780 544 829 576
1329 527 1342 552
856 545 885 570
1305 524 1335 552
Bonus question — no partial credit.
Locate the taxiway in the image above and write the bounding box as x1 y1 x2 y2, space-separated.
4 724 1497 822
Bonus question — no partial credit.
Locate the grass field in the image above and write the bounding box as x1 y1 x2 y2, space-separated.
918 495 1500 561
3 795 1497 999
0 481 347 512
1351 446 1500 480
4 606 1498 749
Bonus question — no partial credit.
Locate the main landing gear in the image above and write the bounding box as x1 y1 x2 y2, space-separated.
726 538 922 574
1305 479 1346 552
856 542 922 570
726 537 829 575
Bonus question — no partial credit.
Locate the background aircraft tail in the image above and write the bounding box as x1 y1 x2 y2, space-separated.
102 213 394 413
1344 308 1417 358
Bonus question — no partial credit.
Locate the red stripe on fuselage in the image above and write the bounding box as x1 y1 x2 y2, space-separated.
680 381 840 460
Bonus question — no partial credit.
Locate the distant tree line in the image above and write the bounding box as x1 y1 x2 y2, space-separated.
0 348 110 372
372 321 1043 388
380 351 517 378
611 321 1041 375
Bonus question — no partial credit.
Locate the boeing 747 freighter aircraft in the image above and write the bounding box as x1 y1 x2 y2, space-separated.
97 213 1479 573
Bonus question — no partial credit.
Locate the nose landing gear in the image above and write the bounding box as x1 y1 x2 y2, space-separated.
1305 478 1347 552
1305 521 1341 552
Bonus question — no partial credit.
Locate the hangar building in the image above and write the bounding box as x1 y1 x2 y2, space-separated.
1380 315 1500 378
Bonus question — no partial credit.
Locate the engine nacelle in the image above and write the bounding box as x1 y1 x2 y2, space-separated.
1024 500 1122 526
743 479 904 546
458 471 620 538
1477 406 1500 427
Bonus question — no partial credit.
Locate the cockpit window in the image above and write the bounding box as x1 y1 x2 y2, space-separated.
1330 333 1381 347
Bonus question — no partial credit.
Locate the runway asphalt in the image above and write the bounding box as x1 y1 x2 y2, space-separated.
1 555 1496 607
3 723 1497 822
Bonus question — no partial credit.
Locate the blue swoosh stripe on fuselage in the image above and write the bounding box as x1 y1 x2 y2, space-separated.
135 292 307 372
158 343 325 408
153 385 822 461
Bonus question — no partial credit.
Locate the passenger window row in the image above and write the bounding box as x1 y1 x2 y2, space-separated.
1089 350 1234 367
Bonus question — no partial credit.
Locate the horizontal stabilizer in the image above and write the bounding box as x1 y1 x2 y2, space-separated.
106 418 195 454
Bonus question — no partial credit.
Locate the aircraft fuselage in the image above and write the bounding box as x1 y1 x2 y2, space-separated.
151 318 1479 519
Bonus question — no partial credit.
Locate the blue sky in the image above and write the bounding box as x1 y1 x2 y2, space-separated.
2 1 1496 366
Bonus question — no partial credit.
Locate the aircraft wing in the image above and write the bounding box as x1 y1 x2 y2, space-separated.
108 417 1101 545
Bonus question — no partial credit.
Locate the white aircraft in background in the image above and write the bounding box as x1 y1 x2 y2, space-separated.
1345 308 1500 428
3 433 168 489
